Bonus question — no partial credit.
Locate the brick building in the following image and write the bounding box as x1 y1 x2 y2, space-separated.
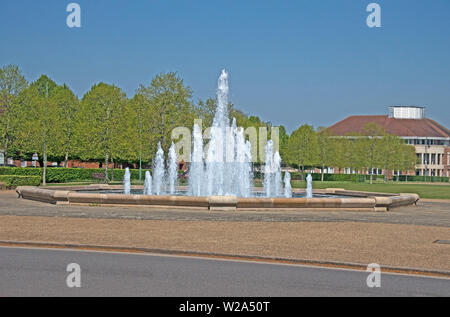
328 106 450 178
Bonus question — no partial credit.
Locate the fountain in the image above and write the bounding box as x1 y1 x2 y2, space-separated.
167 142 177 195
153 142 165 195
123 168 131 195
188 70 253 197
284 171 292 198
143 171 152 195
189 123 204 196
19 69 421 212
129 69 289 199
263 139 284 197
273 151 283 197
306 174 313 199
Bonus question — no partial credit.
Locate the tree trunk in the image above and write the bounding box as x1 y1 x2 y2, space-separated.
321 164 324 182
42 141 47 186
3 136 8 164
110 156 114 182
64 151 69 168
384 166 388 183
3 106 10 162
104 151 109 184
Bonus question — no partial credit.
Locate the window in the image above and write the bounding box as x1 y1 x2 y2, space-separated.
431 154 436 165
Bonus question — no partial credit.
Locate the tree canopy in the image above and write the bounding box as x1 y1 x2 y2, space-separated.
0 64 419 183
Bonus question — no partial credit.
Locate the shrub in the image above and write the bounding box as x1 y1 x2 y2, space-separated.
0 175 41 188
397 175 449 182
0 167 152 183
289 173 368 182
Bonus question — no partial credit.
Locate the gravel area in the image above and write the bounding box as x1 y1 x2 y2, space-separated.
0 216 449 272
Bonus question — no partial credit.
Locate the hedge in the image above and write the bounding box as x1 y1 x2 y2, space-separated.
396 175 449 182
0 175 42 188
0 167 152 183
289 173 380 182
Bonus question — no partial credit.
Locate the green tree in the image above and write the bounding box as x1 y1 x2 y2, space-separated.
333 133 362 176
287 124 318 180
75 83 128 182
399 144 417 182
10 75 59 184
52 84 79 167
316 127 336 182
378 133 403 182
277 125 290 163
0 65 28 160
126 93 158 175
136 72 194 153
196 98 216 128
360 123 385 184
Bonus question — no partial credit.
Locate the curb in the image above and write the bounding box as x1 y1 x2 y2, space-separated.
0 240 449 279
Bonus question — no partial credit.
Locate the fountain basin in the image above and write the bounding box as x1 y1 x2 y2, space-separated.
16 185 419 212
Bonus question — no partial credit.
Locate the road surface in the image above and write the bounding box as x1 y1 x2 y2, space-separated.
0 247 448 296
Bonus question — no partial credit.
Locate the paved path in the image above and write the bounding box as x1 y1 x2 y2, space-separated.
1 191 449 227
1 247 449 297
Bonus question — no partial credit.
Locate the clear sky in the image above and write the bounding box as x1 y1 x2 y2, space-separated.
1 0 449 132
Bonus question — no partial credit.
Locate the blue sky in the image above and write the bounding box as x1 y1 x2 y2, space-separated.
1 0 449 132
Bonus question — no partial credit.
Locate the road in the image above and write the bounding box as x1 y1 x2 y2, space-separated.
0 247 449 296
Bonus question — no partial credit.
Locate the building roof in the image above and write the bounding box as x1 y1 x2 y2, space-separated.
328 115 450 138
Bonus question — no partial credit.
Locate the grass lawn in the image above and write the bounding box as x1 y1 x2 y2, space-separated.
291 180 450 200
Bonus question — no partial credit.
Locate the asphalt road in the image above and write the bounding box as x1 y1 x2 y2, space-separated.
0 247 449 297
